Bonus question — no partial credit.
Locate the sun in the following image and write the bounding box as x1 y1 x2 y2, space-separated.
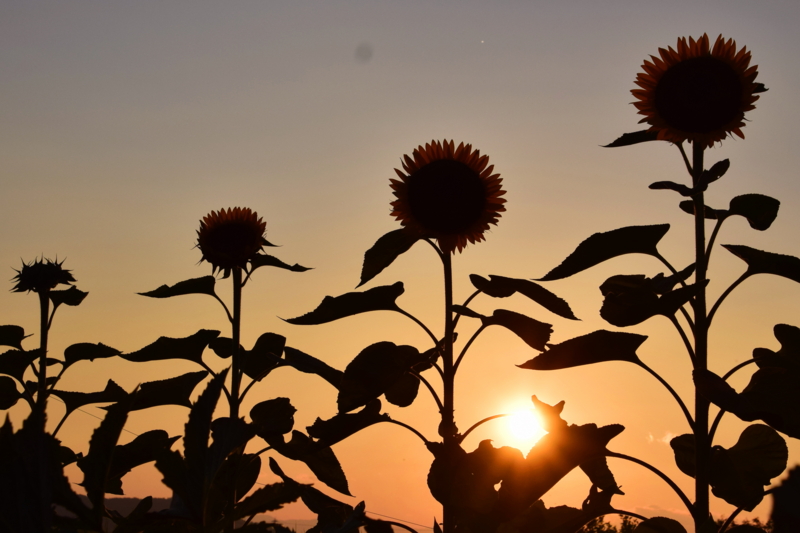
503 408 547 451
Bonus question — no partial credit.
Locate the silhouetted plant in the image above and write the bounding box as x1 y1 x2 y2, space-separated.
516 34 793 533
285 140 636 532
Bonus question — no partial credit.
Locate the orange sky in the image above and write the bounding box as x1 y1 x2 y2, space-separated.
2 1 800 530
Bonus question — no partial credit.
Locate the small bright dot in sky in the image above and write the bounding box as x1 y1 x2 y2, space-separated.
481 40 485 43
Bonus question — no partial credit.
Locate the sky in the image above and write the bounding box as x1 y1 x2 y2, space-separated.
2 0 800 530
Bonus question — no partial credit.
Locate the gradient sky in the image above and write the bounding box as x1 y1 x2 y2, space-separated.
3 1 800 530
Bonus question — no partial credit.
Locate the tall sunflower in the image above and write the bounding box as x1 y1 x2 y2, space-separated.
390 140 506 253
632 34 765 148
197 207 267 276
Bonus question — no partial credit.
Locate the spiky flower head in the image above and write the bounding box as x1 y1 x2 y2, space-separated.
197 207 267 276
11 257 75 293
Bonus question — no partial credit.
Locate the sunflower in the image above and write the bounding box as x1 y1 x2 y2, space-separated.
632 34 765 148
390 140 506 253
11 257 75 294
197 207 267 276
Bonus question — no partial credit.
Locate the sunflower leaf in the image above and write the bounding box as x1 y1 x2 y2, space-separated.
679 200 726 219
0 326 27 350
242 332 285 381
728 194 781 231
723 245 800 283
482 310 553 351
103 430 179 495
283 346 344 389
0 376 21 409
519 330 647 370
0 348 39 382
249 253 312 274
603 130 660 147
137 276 218 299
49 286 88 308
120 329 220 366
384 372 421 407
307 399 390 446
538 225 670 281
469 275 578 320
358 229 420 287
700 158 730 186
52 380 128 415
649 181 694 196
126 370 209 411
270 430 351 496
64 342 121 367
285 282 405 325
251 398 296 437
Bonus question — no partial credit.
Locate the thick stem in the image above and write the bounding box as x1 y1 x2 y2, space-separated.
230 268 243 420
441 251 456 533
691 141 710 527
37 292 50 410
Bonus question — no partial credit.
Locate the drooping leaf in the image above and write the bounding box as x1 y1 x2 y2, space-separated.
307 399 390 446
679 200 725 219
700 158 730 187
723 245 800 283
0 376 21 409
728 194 781 231
49 286 88 308
469 275 578 320
384 372 421 407
249 253 312 274
271 430 350 496
242 332 285 381
648 181 693 196
538 225 670 281
208 336 241 359
121 329 220 365
79 396 132 516
603 130 660 147
482 310 553 351
519 330 647 370
452 304 484 319
138 276 218 299
52 379 128 415
634 517 687 533
63 343 122 367
670 425 787 511
338 342 424 413
207 417 257 501
128 371 209 411
250 397 296 437
233 481 301 521
0 348 39 382
283 346 343 389
0 325 27 350
599 274 701 327
104 430 179 495
285 282 405 325
359 229 420 287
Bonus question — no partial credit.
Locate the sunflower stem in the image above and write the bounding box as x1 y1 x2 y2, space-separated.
691 141 711 528
37 291 50 411
441 251 456 533
230 267 243 419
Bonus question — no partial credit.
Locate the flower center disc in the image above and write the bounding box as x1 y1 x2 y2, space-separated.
205 222 261 261
654 56 743 133
406 160 487 235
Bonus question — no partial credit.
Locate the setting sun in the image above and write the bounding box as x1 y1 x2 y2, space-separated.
504 409 547 451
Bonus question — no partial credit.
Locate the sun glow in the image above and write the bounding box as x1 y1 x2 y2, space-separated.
504 409 547 451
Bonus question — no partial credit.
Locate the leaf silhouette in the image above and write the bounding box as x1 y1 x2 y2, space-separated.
538 225 670 281
701 158 730 186
52 380 128 415
0 325 27 350
249 253 311 274
283 346 344 389
128 371 209 411
723 245 800 283
679 200 725 219
307 399 390 446
242 332 285 381
49 286 88 308
519 330 647 370
250 397 296 437
233 481 300 521
729 194 780 231
138 276 218 299
338 342 424 413
469 275 578 320
0 348 39 382
358 229 420 287
121 329 220 365
63 342 121 367
285 282 405 325
599 274 701 327
0 376 20 409
384 373 421 407
670 425 787 510
270 430 350 496
483 310 553 351
103 430 179 495
603 130 660 147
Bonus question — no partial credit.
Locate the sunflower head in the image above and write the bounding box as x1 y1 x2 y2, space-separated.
197 207 267 276
11 257 75 294
390 140 506 254
632 34 765 148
